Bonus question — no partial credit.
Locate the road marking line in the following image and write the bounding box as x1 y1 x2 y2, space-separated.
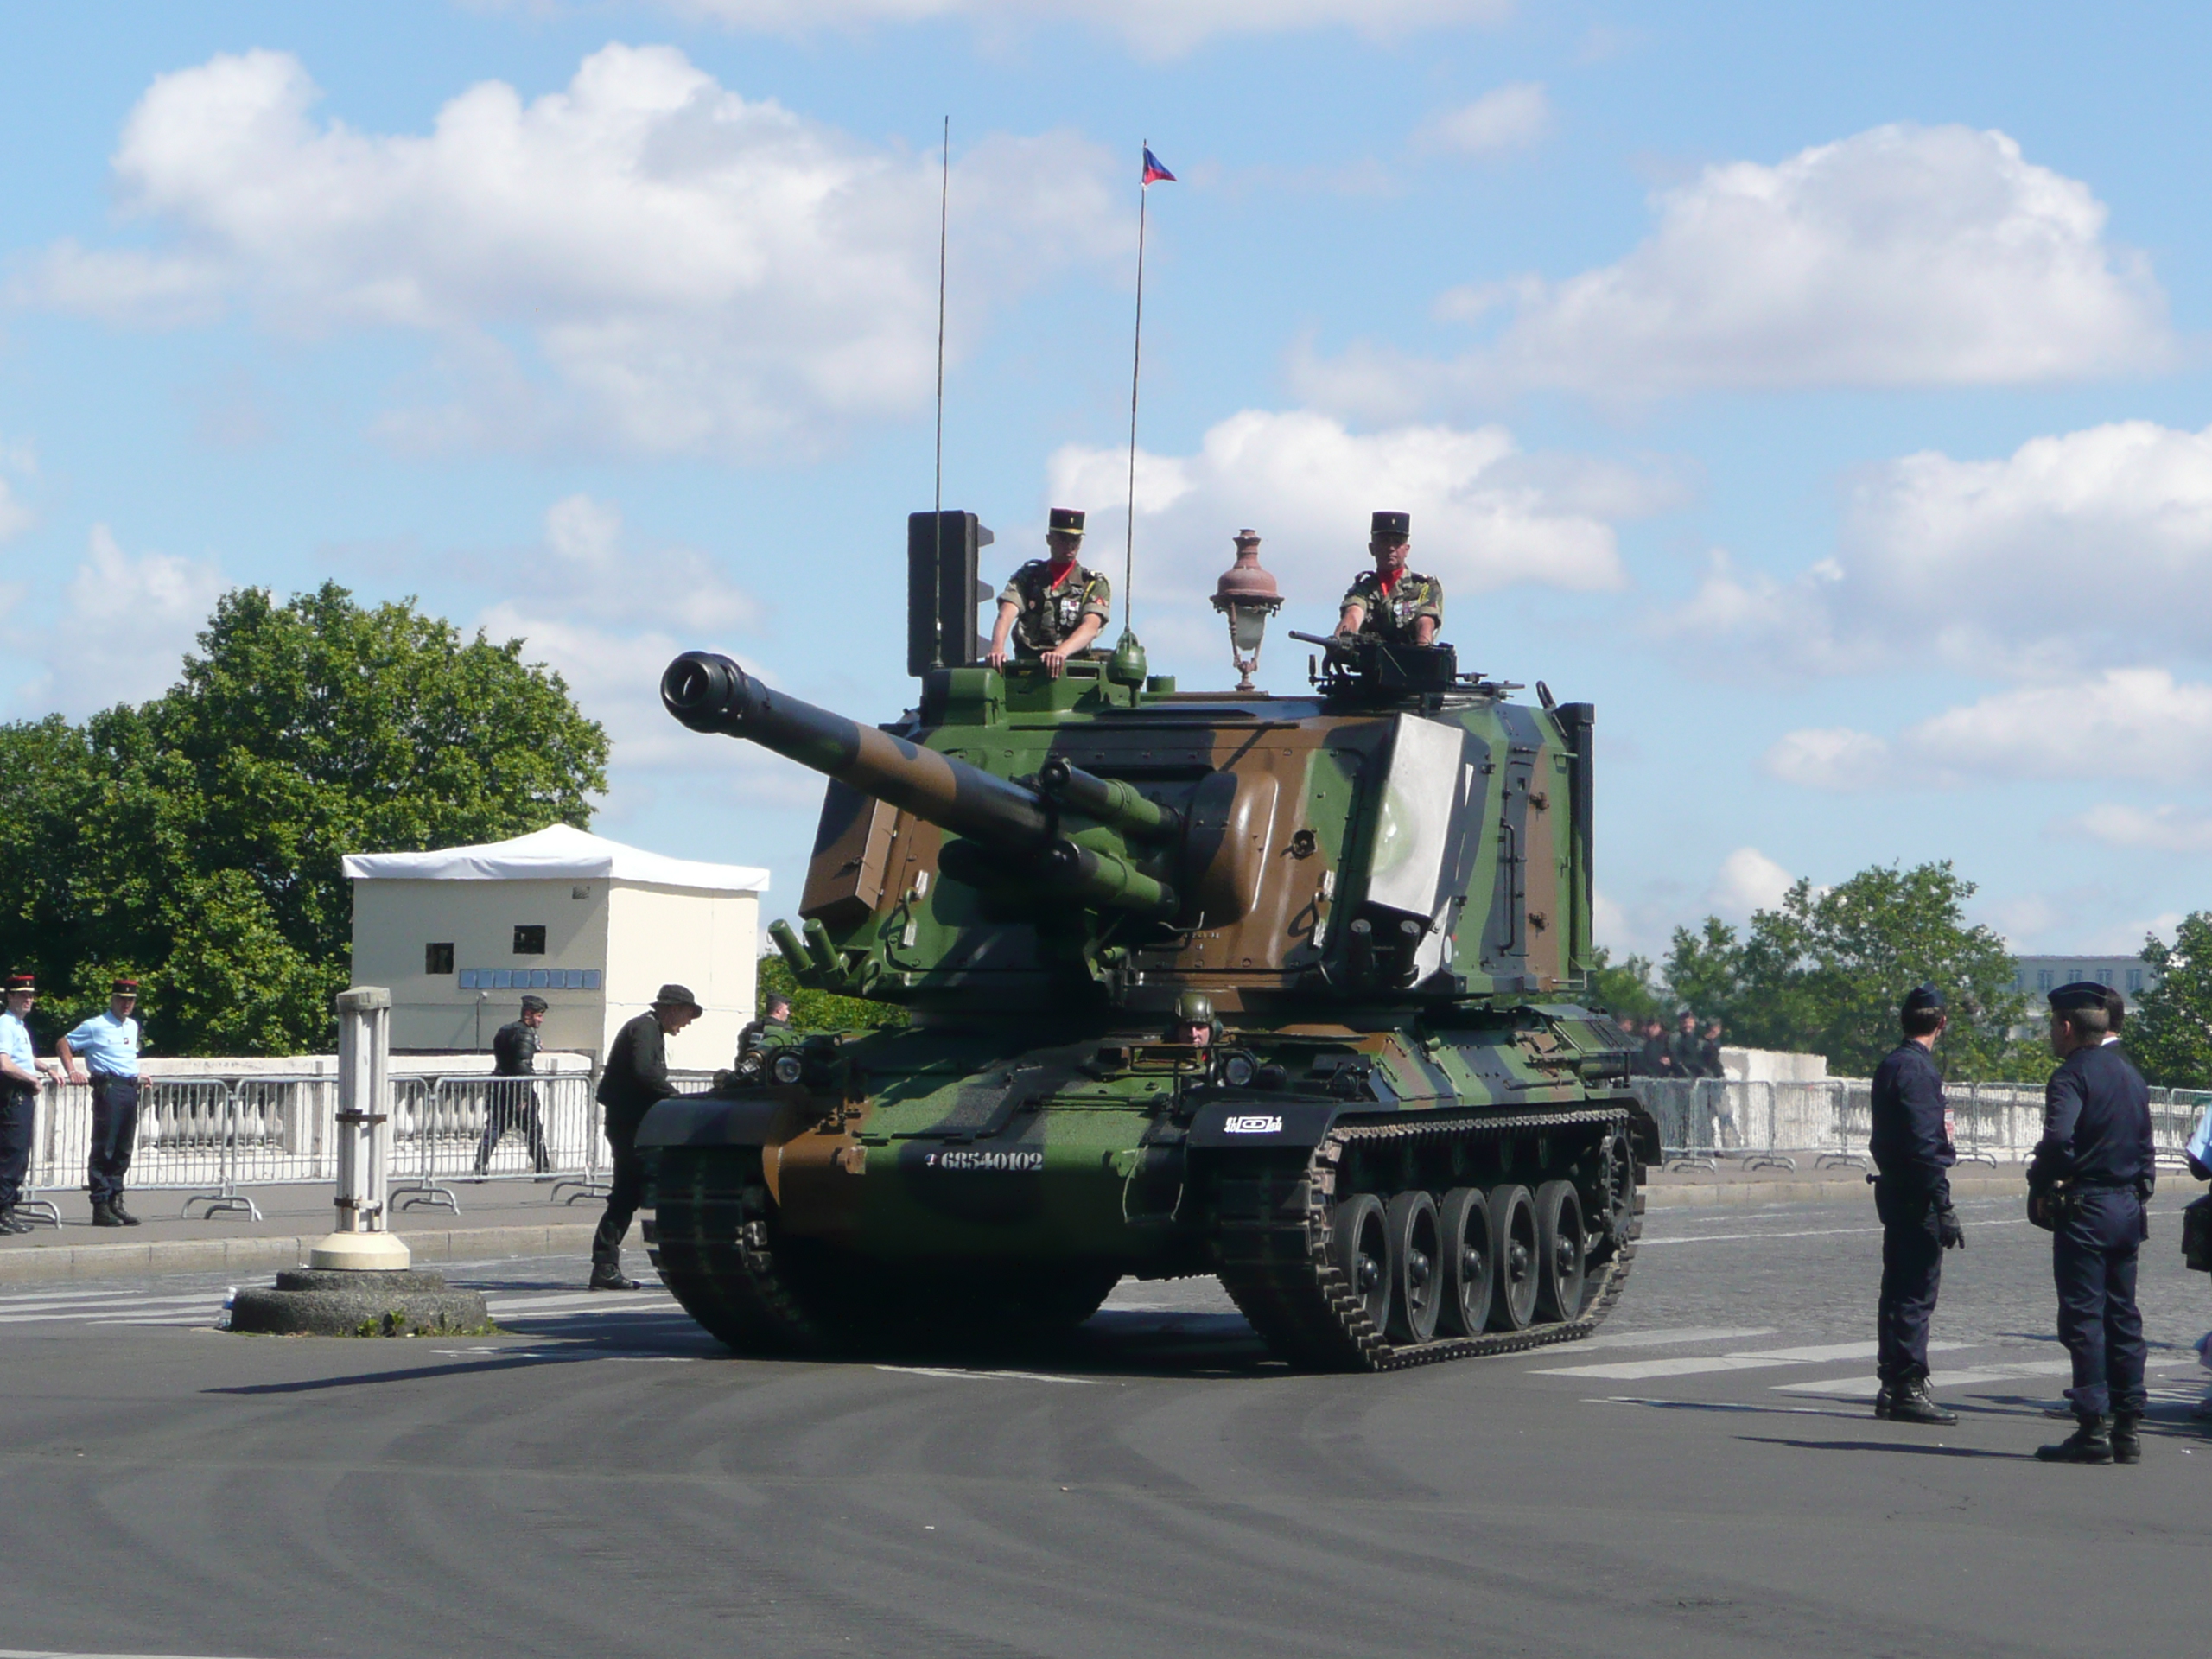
1567 1325 1778 1353
1532 1338 1967 1381
1772 1358 2076 1396
484 1292 677 1314
874 1364 1102 1385
1638 1219 2031 1247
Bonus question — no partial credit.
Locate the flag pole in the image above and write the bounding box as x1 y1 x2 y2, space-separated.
1123 139 1149 634
931 116 950 667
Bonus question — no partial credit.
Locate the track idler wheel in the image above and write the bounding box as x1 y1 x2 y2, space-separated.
1533 1179 1587 1321
1485 1183 1538 1331
1331 1192 1391 1336
1382 1190 1442 1344
1435 1186 1493 1338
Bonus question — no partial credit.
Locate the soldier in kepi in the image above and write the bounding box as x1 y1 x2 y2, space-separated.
986 507 1112 679
1336 511 1442 646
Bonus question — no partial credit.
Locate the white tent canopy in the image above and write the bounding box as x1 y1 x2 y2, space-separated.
341 823 768 894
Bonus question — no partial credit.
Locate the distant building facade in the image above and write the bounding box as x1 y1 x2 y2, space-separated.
2010 953 2159 1011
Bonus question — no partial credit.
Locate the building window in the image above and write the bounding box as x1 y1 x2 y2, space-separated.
425 942 454 976
2037 970 2053 991
512 925 547 956
2128 969 2144 992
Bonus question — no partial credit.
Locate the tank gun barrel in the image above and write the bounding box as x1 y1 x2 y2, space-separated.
662 652 1176 915
663 652 1053 849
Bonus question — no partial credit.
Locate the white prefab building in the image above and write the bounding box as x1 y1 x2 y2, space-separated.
342 824 769 1069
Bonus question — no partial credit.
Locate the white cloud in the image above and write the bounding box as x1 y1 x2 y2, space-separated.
0 480 29 545
7 525 226 715
653 0 1512 55
20 46 1120 456
1044 410 1677 661
1655 419 2212 679
1301 123 2170 408
1707 846 1796 919
2067 804 2212 854
1765 669 2212 790
1414 84 1552 156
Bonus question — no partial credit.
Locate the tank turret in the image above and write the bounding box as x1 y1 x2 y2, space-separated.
637 512 1654 1374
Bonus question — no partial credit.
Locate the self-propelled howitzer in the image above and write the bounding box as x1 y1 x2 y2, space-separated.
639 523 1656 1370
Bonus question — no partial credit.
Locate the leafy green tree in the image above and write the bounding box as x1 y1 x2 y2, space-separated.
1662 861 2034 1079
758 952 908 1032
0 582 609 1054
1588 945 1666 1024
2128 913 2212 1089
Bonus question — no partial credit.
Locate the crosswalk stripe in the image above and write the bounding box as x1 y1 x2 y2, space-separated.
1532 1338 1968 1381
1568 1325 1777 1353
1772 1358 2075 1396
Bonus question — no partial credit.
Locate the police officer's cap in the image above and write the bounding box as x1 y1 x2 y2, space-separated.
5 973 34 995
1048 507 1085 538
1900 983 1944 1015
1175 991 1213 1025
518 994 550 1014
2048 981 2108 1014
1370 510 1411 541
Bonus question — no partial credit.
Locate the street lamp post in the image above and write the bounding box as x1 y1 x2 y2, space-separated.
1210 529 1283 694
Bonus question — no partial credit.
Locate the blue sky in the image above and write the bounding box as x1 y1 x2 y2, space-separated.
4 0 2209 964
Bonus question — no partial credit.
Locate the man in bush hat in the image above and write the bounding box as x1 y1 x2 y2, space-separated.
478 993 552 1177
1868 983 1963 1424
59 977 143 1227
2031 980 2154 1465
985 508 1112 679
0 974 63 1236
589 983 701 1290
1335 511 1442 647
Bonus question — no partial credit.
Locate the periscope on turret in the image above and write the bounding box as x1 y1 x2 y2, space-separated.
637 511 1656 1371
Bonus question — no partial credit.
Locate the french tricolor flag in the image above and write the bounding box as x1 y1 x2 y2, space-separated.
1142 147 1175 186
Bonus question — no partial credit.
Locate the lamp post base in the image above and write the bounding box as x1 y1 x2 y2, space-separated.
308 1230 413 1271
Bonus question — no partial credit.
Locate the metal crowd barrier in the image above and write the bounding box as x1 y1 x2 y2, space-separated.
11 1067 606 1227
388 1073 603 1213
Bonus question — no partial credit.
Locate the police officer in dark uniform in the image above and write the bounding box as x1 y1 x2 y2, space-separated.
477 993 551 1176
589 983 700 1290
2031 980 2155 1464
1868 984 1964 1423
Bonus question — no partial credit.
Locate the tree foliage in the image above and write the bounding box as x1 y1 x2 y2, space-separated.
757 952 908 1032
1660 861 2036 1080
0 582 608 1055
1588 945 1667 1025
2128 912 2212 1090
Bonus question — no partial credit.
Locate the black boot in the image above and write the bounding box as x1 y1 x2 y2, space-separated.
2037 1413 2114 1464
108 1198 141 1226
0 1206 27 1236
2111 1413 2142 1465
1887 1376 1957 1426
90 1200 124 1228
1872 1384 1894 1420
589 1257 643 1292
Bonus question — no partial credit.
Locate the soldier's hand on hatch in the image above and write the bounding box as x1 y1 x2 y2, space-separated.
1040 647 1068 678
986 645 1007 671
1937 1207 1965 1249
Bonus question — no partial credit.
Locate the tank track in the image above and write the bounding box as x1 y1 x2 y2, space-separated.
1210 1105 1643 1372
646 1148 821 1353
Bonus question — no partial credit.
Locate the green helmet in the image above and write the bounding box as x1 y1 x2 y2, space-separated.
1175 992 1214 1026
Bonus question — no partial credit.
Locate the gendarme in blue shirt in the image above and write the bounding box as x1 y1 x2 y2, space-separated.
0 1010 36 1082
63 1010 140 1077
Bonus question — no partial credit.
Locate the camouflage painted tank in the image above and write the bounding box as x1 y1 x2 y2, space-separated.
637 516 1656 1370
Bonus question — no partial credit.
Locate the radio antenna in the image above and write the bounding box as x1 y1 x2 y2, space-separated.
1123 143 1175 632
931 117 950 666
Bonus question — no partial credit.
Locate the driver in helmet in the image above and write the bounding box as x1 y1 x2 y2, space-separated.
1169 992 1217 1048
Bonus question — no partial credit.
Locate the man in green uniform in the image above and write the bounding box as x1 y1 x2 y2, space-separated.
986 507 1113 678
1336 511 1442 645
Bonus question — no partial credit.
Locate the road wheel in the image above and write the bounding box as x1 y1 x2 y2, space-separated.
1435 1186 1492 1338
1486 1183 1538 1332
1534 1179 1587 1321
1331 1192 1391 1336
1382 1190 1441 1344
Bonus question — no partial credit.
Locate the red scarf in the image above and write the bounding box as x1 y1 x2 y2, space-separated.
1046 557 1078 591
1376 566 1402 596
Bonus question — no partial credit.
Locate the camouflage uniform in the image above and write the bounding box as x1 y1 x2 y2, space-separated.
1340 569 1443 645
1000 560 1112 658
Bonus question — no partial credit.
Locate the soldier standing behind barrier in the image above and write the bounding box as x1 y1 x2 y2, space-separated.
1868 984 1964 1425
0 974 63 1236
589 983 700 1291
478 993 551 1177
58 977 143 1227
2031 980 2155 1465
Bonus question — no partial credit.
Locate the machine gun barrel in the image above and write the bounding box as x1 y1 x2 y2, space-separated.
1287 628 1355 656
663 652 1053 848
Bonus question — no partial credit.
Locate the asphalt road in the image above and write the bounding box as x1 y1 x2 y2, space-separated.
1 1187 2208 1659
